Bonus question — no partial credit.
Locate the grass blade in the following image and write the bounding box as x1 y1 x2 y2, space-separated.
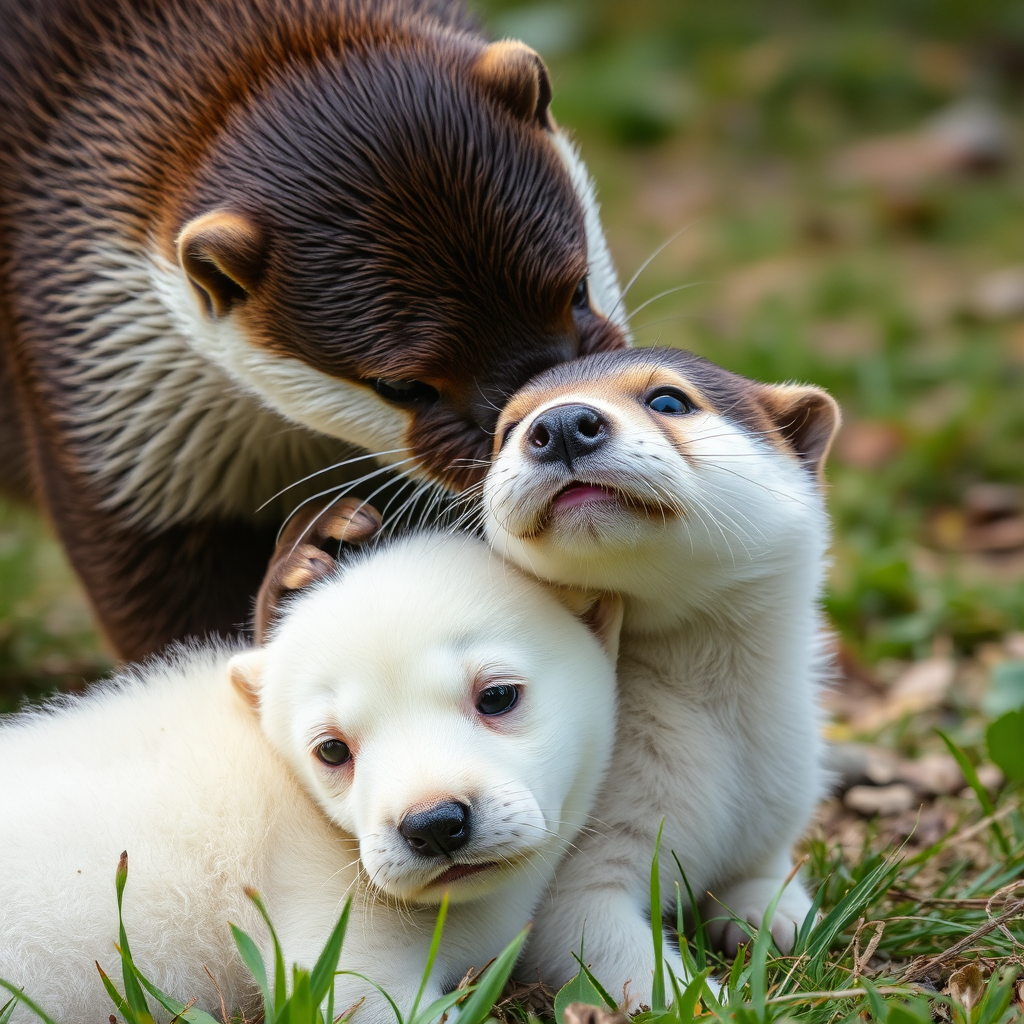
289 967 314 1024
408 894 448 1022
0 981 61 1024
937 729 1011 855
115 852 152 1017
247 889 288 1013
414 989 467 1024
673 856 707 971
567 952 619 1011
650 820 666 1011
231 923 273 1022
96 960 145 1024
310 898 352 1008
804 854 900 961
453 926 529 1024
131 964 220 1024
0 996 16 1024
335 972 404 1024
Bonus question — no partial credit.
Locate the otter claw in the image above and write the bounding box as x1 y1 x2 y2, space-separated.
255 498 383 643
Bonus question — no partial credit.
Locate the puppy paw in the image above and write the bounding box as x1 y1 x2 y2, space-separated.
255 498 382 642
707 877 814 956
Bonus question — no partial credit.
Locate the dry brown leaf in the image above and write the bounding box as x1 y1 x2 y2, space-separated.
946 963 987 1011
844 783 917 817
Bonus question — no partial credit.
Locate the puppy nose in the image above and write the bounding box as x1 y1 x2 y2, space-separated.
399 801 471 857
525 404 609 467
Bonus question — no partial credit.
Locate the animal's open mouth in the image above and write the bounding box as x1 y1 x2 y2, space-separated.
550 482 620 510
430 862 495 886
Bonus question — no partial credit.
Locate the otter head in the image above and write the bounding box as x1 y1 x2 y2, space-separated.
168 28 626 493
484 348 840 612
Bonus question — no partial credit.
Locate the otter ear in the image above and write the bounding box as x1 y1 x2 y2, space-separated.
228 650 266 710
473 40 553 130
177 210 266 318
762 384 842 479
549 587 624 663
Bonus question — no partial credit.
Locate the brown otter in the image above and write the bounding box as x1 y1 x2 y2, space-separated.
0 0 627 658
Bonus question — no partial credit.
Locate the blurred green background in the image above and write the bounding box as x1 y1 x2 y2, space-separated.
2 0 1023 705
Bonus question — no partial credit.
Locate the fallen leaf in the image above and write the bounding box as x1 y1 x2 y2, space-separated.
896 753 964 796
844 783 917 817
946 963 986 1012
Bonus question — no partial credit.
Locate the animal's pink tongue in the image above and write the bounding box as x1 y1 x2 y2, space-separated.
553 484 618 509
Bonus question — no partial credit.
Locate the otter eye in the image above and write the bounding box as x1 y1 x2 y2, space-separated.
499 421 519 450
373 379 439 404
646 388 695 415
572 276 590 311
476 684 519 716
315 739 351 766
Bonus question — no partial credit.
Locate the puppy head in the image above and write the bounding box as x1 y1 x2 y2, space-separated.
229 534 619 905
484 347 840 600
167 27 626 493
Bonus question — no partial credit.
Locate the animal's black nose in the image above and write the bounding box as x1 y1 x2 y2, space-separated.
399 801 471 857
525 404 609 466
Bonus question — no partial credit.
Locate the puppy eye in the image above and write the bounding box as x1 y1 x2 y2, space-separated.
499 421 519 450
646 387 695 415
572 276 590 311
373 379 439 404
476 684 519 716
315 739 352 766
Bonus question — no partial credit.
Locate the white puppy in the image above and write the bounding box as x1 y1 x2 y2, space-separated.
0 533 620 1024
484 347 840 1008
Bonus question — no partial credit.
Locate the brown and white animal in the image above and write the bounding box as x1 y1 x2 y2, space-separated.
0 0 627 659
484 347 841 1007
0 501 621 1024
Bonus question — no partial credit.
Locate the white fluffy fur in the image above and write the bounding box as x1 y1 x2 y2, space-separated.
485 385 833 1007
550 133 628 333
0 535 618 1023
59 245 353 527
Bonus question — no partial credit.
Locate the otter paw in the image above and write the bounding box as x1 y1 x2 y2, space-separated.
255 498 382 642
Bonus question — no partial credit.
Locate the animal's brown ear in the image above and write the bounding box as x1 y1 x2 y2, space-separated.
254 498 383 645
177 210 266 318
549 587 624 663
473 41 553 130
762 384 841 480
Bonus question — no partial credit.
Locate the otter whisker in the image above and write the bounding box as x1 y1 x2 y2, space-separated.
257 446 413 512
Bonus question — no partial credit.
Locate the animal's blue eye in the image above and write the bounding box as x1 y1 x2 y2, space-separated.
646 388 694 415
476 684 519 716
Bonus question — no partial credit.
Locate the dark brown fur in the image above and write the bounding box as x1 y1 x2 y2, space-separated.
0 0 625 658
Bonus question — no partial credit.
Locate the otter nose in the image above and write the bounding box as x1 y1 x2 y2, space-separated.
399 801 471 857
525 404 609 467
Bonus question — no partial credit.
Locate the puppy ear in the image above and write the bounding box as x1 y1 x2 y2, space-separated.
177 210 266 318
229 650 266 710
473 40 554 130
550 587 624 664
761 384 841 480
255 498 383 645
